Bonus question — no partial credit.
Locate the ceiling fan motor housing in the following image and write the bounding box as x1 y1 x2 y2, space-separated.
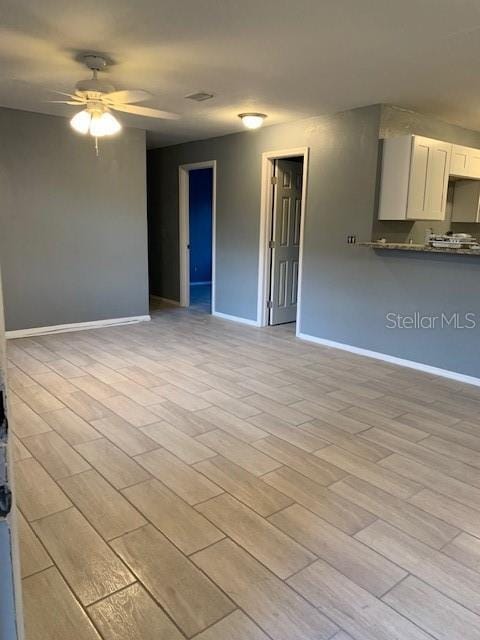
75 78 116 97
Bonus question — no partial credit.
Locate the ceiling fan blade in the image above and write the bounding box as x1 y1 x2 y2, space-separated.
50 89 84 101
47 100 85 105
103 89 151 104
110 103 180 119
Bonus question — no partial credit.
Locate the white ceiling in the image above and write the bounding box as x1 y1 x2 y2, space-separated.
2 0 480 148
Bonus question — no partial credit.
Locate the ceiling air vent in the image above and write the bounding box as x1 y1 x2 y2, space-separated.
185 92 214 102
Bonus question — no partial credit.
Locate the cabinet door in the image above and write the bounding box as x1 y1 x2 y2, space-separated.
407 136 451 220
450 144 480 179
468 148 480 178
450 145 470 176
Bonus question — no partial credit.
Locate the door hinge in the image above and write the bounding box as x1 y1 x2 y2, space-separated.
271 176 278 185
267 300 273 309
268 240 275 249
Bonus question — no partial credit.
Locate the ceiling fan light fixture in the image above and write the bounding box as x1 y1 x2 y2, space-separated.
238 113 267 129
70 109 92 134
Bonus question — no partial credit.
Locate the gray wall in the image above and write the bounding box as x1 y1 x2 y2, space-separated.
148 104 480 378
0 107 149 331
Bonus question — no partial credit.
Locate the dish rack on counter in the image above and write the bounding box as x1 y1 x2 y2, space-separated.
427 233 480 250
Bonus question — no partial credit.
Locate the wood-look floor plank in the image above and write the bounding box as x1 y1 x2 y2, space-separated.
315 446 421 499
421 434 480 468
22 430 91 479
363 427 480 488
23 567 102 640
330 476 459 549
192 539 338 640
200 389 262 419
340 406 429 442
196 406 267 443
193 610 269 640
70 374 118 400
15 383 64 413
15 457 72 521
17 509 53 578
75 438 150 489
148 400 215 436
442 532 480 572
123 478 224 554
100 395 159 427
245 394 311 425
356 519 480 616
194 456 292 516
111 525 235 637
59 469 146 540
30 370 78 397
289 401 368 433
196 430 281 476
383 575 480 640
90 414 158 456
42 407 101 445
134 448 223 505
263 466 376 535
10 400 52 438
381 454 480 510
197 494 315 578
288 559 432 640
248 412 328 451
141 421 216 463
110 379 164 405
153 384 212 411
301 420 391 461
46 358 85 378
33 507 135 605
87 582 185 640
58 390 113 421
11 435 32 461
410 488 480 538
254 436 346 485
270 504 405 596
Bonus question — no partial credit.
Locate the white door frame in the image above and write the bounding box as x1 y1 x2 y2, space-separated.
257 147 310 328
178 160 217 309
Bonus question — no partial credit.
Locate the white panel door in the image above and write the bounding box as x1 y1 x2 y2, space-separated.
269 159 303 325
406 136 451 220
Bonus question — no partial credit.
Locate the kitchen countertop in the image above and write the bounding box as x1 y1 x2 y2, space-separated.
360 242 480 256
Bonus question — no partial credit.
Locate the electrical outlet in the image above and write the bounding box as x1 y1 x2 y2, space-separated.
347 235 357 244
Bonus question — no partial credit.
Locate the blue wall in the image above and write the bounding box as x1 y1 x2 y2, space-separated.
189 168 212 283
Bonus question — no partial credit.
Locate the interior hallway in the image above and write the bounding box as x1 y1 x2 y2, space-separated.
9 305 480 640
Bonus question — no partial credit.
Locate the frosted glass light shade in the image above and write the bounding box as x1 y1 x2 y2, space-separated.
70 109 92 134
239 113 267 129
90 111 122 137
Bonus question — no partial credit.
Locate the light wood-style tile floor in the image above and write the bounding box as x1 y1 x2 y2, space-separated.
9 301 480 639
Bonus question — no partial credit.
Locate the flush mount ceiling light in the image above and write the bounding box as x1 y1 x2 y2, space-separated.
238 113 267 129
49 53 180 154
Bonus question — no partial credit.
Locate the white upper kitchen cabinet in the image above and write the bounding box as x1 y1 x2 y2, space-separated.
450 144 480 179
378 135 452 221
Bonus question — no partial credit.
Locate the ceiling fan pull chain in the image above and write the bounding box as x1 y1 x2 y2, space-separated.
95 136 99 157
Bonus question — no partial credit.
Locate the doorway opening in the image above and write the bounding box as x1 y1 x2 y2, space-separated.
257 148 309 327
178 161 216 312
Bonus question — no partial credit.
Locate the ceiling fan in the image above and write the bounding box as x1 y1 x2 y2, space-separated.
50 54 179 152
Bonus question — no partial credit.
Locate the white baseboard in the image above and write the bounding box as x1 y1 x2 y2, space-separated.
212 311 260 327
190 281 212 286
150 295 181 306
297 331 480 388
6 315 151 339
